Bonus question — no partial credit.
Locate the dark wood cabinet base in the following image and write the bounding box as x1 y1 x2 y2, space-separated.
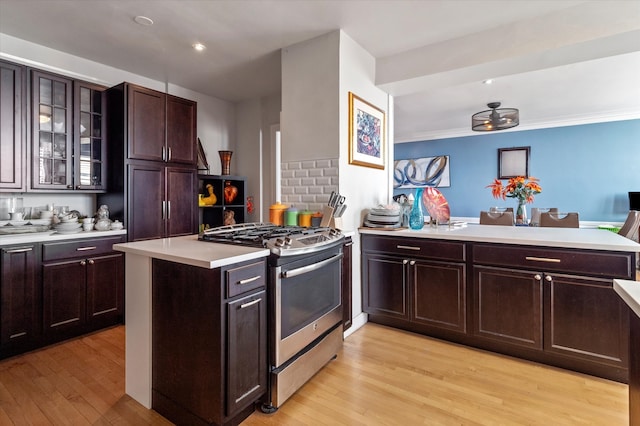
152 390 256 426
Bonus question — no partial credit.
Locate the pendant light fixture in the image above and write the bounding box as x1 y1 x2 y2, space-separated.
471 102 519 132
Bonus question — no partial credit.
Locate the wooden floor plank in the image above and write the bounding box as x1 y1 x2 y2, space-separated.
0 323 629 425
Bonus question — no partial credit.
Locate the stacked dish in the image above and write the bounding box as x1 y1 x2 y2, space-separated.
364 204 402 228
54 219 82 234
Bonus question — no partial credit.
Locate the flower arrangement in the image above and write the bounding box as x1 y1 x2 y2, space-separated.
487 176 542 204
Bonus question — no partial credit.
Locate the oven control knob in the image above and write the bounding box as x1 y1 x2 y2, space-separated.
275 238 285 247
284 237 293 246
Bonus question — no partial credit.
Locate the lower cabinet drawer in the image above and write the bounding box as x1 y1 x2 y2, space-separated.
42 236 125 262
226 260 266 298
472 243 634 278
362 234 466 262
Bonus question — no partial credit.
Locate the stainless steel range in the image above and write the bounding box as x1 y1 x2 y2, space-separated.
199 223 345 411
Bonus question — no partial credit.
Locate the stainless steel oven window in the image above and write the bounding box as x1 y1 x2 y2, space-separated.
273 250 343 367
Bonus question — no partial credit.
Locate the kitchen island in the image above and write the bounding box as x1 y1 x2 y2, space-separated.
113 235 269 425
360 225 640 382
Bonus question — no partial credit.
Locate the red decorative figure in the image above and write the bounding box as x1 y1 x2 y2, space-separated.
247 196 254 214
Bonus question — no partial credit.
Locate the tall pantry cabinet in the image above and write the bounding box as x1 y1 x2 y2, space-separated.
99 83 198 241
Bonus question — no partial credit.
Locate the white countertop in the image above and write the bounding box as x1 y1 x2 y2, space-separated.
113 234 270 269
614 279 640 318
0 229 127 246
360 224 640 252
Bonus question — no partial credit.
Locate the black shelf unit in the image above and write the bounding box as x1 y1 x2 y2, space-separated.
198 174 247 230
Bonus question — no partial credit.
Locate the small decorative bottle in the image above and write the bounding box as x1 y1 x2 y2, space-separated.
409 188 425 230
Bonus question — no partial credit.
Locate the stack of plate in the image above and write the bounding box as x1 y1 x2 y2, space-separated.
364 205 402 228
54 220 82 234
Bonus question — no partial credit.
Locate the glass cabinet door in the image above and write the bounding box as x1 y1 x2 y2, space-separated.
74 81 106 190
31 70 73 189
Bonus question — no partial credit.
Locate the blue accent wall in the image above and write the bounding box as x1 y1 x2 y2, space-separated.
394 119 640 222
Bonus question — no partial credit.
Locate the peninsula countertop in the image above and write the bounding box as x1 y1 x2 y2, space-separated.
359 224 640 252
614 279 640 318
113 234 270 269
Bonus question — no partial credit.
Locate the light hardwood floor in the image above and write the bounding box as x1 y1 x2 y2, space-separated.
0 323 629 425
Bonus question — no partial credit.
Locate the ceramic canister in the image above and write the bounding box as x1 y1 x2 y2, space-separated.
311 212 323 227
284 206 299 226
269 202 288 226
298 210 312 227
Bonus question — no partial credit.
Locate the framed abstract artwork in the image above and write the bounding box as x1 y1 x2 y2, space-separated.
498 146 530 179
393 155 450 188
348 92 385 169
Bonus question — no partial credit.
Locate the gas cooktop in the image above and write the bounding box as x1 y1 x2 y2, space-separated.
199 222 344 256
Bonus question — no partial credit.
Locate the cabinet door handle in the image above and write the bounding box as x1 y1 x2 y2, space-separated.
167 201 171 220
397 245 420 251
162 201 166 220
167 147 172 161
80 260 87 266
76 246 97 251
545 275 553 282
534 274 542 280
162 146 166 162
4 247 33 254
88 259 95 265
409 260 416 266
239 298 261 309
525 256 561 263
402 259 409 265
238 275 261 285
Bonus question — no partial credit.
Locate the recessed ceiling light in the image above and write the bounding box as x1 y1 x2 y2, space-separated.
193 43 206 52
483 79 493 85
134 15 154 26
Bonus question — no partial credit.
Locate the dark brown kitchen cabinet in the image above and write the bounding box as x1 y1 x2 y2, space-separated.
544 273 628 369
342 236 353 331
117 82 196 164
0 60 26 191
473 266 543 350
127 162 197 241
361 233 635 382
0 244 39 357
99 82 198 241
362 235 467 337
31 69 74 190
152 257 267 426
471 243 632 381
73 80 107 190
41 237 124 344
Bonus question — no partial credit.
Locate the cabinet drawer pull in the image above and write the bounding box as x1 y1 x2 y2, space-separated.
76 246 97 251
238 275 261 285
239 298 261 309
525 256 561 263
397 245 420 251
4 247 33 254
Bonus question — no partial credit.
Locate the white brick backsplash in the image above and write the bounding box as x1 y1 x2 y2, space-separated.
280 158 339 211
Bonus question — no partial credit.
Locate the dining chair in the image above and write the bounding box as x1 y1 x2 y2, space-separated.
618 210 640 242
539 212 579 228
480 211 514 226
530 207 559 227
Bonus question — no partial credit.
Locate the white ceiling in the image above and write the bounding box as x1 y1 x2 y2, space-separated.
1 0 639 142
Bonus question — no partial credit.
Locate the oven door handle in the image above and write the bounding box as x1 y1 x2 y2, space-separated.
281 253 343 278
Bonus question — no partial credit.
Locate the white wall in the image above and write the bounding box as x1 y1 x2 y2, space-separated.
281 32 340 162
338 31 393 333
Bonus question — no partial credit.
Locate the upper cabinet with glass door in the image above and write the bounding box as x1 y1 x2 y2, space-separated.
74 81 106 191
31 70 73 190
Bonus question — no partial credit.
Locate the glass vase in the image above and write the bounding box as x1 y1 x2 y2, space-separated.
516 200 528 225
409 188 425 230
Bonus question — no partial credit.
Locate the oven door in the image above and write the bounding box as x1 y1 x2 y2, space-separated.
273 247 343 368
